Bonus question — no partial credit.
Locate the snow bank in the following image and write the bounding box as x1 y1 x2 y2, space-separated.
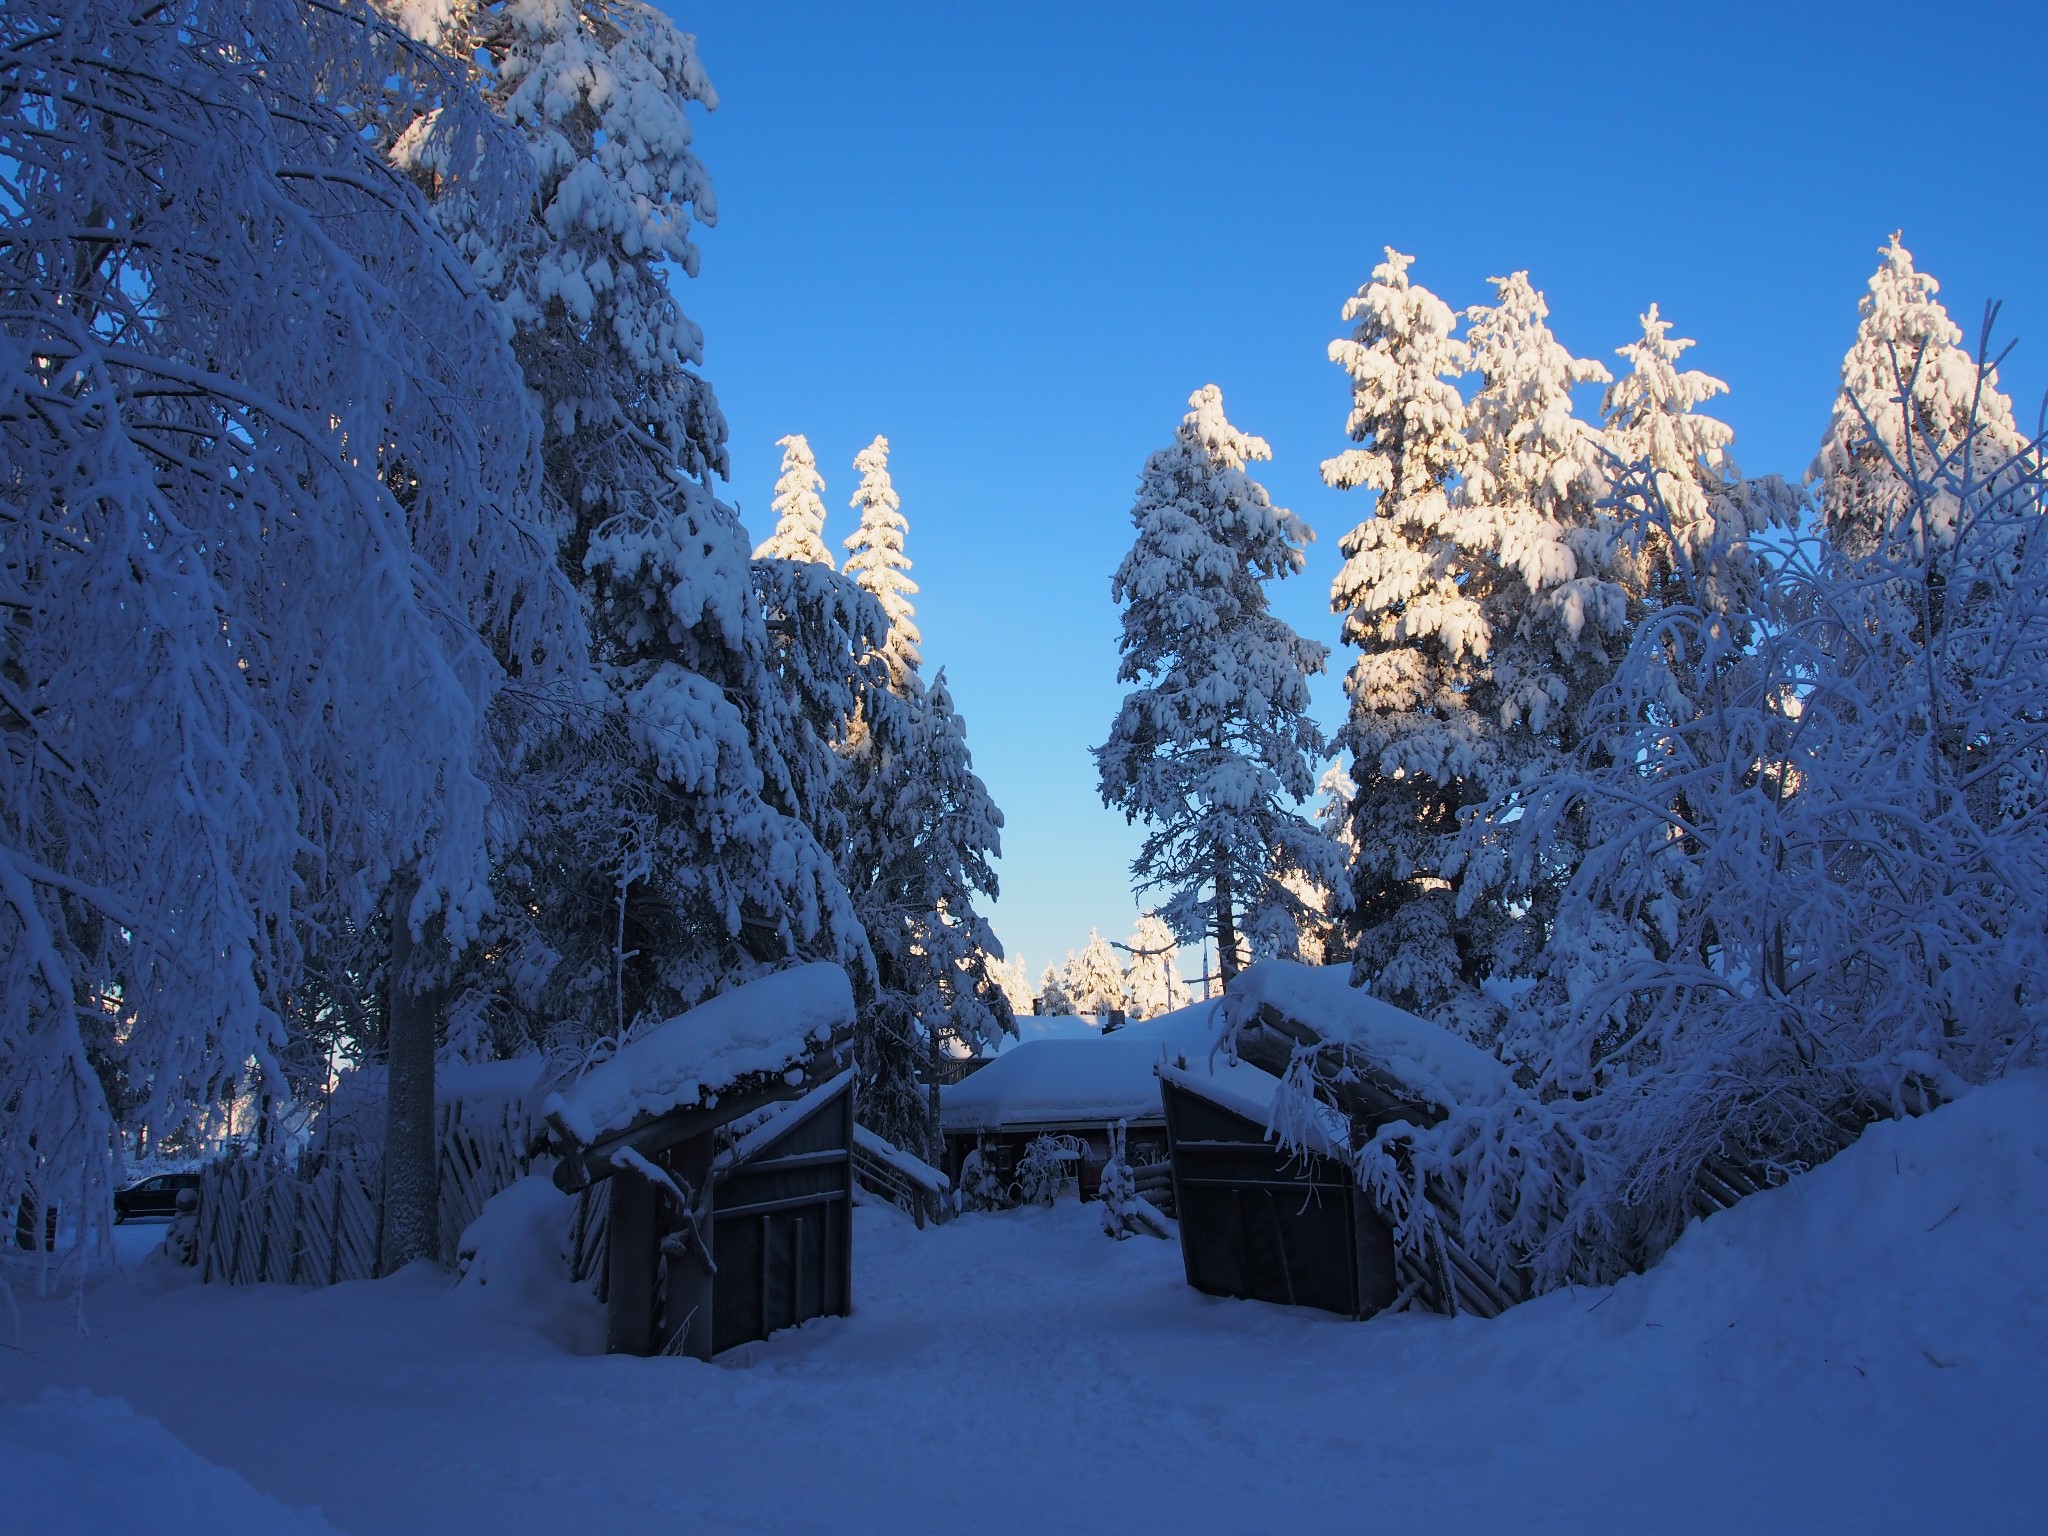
452 1175 602 1354
1224 959 1514 1106
4 1072 2045 1532
545 963 854 1145
0 1389 340 1534
1582 1068 2048 1386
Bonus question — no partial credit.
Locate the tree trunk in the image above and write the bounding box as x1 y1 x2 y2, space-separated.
379 878 440 1274
1214 839 1240 985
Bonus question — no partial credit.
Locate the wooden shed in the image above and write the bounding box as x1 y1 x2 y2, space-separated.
1158 1062 1397 1319
703 1071 854 1356
543 963 856 1359
1189 960 1529 1320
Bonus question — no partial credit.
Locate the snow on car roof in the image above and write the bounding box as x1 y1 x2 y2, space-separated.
544 963 855 1147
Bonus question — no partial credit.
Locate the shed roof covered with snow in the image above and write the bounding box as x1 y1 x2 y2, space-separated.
940 999 1278 1135
1222 960 1513 1112
543 963 855 1192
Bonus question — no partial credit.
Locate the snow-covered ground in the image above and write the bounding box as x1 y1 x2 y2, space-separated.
6 1074 2046 1535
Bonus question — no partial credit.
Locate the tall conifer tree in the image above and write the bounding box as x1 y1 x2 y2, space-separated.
1098 386 1338 983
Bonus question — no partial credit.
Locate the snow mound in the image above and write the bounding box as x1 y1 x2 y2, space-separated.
1581 1068 2048 1386
1224 959 1514 1105
453 1174 601 1353
0 1389 340 1534
545 963 854 1144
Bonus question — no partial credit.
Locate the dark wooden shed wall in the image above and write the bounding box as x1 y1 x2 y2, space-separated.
1161 1078 1398 1320
707 1085 853 1356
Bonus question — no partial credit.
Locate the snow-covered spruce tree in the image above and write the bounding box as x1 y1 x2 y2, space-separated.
1598 305 1771 617
1064 929 1129 1017
1440 273 1626 997
1098 1119 1140 1239
836 446 1010 1152
1455 277 2047 1288
1321 250 1485 1015
1121 913 1188 1020
755 433 836 567
1456 301 1786 1048
377 1 865 1072
1811 234 2030 569
1285 761 1359 967
842 436 924 693
749 435 897 964
1038 966 1076 1016
1097 386 1341 987
993 952 1037 1017
0 0 579 1256
1324 255 1624 1025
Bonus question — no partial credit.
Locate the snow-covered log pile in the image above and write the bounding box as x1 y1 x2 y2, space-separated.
543 964 856 1191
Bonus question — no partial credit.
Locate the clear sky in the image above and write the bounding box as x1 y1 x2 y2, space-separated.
661 0 2047 983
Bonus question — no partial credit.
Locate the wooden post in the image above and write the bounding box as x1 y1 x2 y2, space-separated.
606 1163 660 1356
660 1133 717 1360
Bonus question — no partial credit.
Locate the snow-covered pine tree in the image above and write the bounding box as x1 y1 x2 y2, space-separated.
1812 234 2029 569
842 435 923 694
755 433 836 567
376 0 866 1061
1038 966 1077 1016
1121 913 1188 1020
1 0 580 1253
1321 249 1485 1015
1445 273 1625 996
1598 305 1767 616
1064 930 1128 1018
833 446 1011 1152
1097 386 1340 987
1454 255 2047 1290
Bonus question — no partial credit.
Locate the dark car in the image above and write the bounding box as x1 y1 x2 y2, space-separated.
114 1172 202 1222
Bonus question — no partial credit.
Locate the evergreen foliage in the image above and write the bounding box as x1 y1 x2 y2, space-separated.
1098 386 1340 984
1121 914 1189 1020
755 433 836 567
377 0 867 1056
832 438 1011 1152
1405 240 2048 1289
1063 930 1127 1017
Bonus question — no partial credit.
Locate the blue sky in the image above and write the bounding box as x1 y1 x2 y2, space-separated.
663 0 2047 983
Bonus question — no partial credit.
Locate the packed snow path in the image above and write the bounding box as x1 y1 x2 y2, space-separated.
8 1075 2048 1534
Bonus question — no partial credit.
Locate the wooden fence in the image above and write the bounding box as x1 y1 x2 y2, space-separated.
851 1125 951 1227
197 1097 528 1286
